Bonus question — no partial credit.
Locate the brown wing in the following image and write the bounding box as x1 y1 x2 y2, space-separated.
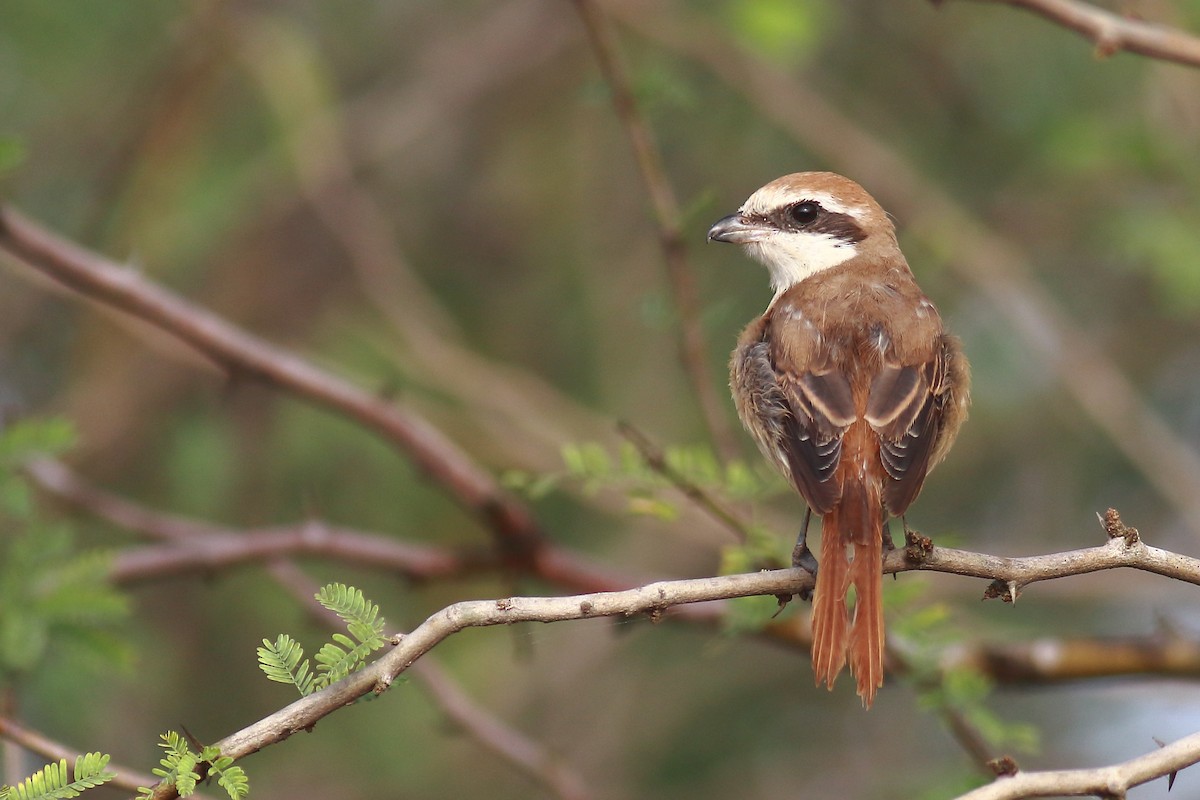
867 336 961 516
775 367 855 515
753 309 857 515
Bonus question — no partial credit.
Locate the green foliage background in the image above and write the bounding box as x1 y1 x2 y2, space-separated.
2 1 1200 798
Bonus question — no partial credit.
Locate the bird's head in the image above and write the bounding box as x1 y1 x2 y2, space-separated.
707 172 898 296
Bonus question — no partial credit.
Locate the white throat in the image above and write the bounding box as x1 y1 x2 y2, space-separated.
745 231 858 304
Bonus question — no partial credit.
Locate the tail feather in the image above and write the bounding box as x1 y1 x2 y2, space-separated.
810 476 885 707
847 516 884 707
811 516 848 688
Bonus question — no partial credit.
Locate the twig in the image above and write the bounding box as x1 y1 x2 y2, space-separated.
0 206 544 560
942 0 1200 68
953 729 1200 799
0 715 178 796
572 0 740 462
264 562 595 800
617 421 753 543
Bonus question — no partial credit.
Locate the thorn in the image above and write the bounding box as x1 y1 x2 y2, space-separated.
1153 738 1178 790
1008 581 1019 603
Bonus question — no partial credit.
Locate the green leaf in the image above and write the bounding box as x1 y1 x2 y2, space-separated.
0 419 76 466
216 766 249 800
0 753 114 800
0 137 26 176
726 0 832 67
257 634 314 695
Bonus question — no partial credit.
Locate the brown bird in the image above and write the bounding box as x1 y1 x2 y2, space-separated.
708 172 969 706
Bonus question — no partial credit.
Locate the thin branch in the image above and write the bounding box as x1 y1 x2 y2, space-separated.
264 562 594 800
943 0 1200 68
28 455 637 595
954 729 1200 800
572 0 740 462
0 715 181 796
0 206 544 560
617 422 752 543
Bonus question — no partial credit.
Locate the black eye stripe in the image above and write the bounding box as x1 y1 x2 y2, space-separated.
744 204 868 245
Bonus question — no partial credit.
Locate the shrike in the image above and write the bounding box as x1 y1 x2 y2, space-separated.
709 172 970 706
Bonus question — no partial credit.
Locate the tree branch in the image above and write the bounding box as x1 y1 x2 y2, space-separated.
0 205 544 560
264 561 595 800
954 729 1200 799
942 0 1200 68
572 0 740 462
131 518 1200 798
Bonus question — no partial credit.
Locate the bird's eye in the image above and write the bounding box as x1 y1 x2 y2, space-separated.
789 202 821 225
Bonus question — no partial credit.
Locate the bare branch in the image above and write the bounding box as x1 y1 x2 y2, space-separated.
954 729 1200 799
0 206 544 559
943 0 1200 68
573 0 741 462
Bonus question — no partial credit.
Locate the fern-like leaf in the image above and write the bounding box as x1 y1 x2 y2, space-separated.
0 753 115 800
256 634 314 695
313 634 375 685
315 584 385 646
215 766 249 800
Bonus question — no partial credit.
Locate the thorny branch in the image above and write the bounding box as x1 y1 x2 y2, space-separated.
123 513 1200 799
956 729 1200 799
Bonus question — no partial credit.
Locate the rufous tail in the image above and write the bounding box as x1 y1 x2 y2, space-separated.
811 477 885 708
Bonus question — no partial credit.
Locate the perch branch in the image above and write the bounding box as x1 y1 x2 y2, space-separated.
265 561 594 800
136 520 1200 798
954 729 1200 799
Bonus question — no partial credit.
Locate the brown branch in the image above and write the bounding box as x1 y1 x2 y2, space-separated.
35 455 1200 689
954 729 1200 799
943 0 1200 68
0 715 181 796
941 630 1200 684
573 0 740 462
409 660 593 800
0 206 543 560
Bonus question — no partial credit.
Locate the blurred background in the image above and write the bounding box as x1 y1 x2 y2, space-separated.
2 0 1200 797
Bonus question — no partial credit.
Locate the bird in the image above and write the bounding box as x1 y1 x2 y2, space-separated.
708 172 970 707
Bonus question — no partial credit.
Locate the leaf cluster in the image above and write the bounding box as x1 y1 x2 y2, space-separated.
137 731 248 800
0 753 114 800
0 419 129 681
257 583 388 696
503 440 782 520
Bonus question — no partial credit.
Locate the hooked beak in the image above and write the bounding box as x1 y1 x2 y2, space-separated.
707 214 770 244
